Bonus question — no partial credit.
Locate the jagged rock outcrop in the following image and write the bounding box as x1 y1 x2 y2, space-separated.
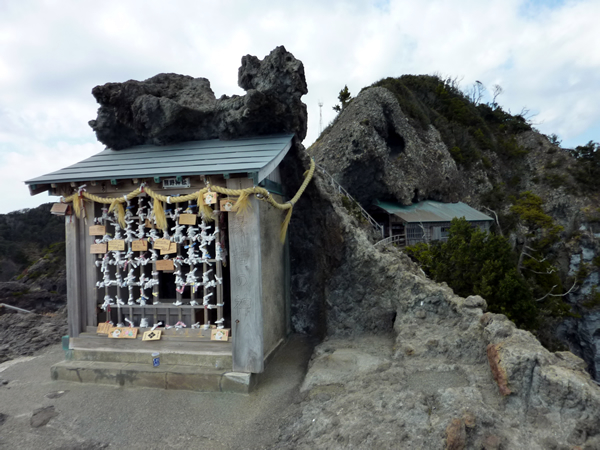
308 83 600 383
310 87 478 206
278 161 600 448
88 46 308 149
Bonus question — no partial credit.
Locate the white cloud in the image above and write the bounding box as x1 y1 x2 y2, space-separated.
0 0 599 213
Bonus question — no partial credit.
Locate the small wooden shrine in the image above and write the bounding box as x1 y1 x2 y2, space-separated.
25 134 313 378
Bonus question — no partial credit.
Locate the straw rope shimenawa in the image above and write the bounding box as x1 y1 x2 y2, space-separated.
63 158 315 243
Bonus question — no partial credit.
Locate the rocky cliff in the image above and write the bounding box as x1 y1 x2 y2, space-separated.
308 78 600 384
271 155 600 448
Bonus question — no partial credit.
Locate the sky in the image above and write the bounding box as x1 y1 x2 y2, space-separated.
1 0 599 214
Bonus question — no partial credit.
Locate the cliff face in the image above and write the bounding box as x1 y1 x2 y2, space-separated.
280 153 600 448
308 80 600 383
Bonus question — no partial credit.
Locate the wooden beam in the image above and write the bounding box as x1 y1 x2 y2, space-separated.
84 200 97 327
66 215 84 337
227 178 264 373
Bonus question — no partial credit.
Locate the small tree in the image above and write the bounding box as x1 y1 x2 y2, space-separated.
406 218 538 328
332 85 352 112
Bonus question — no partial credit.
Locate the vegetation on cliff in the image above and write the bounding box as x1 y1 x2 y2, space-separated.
371 75 531 169
0 203 64 281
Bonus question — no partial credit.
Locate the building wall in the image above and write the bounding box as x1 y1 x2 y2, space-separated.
259 196 288 361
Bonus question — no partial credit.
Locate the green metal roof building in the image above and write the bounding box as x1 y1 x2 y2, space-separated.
374 199 493 246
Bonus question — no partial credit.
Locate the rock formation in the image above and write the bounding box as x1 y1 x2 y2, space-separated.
11 46 600 448
308 82 600 384
278 157 600 448
310 87 474 206
88 46 308 149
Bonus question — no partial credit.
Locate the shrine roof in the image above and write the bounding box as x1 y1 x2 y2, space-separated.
25 134 294 188
374 199 493 223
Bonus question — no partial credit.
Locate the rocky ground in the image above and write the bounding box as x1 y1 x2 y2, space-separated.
0 309 67 366
0 244 68 366
277 156 600 449
275 275 600 449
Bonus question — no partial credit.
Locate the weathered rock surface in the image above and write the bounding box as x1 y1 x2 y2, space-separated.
310 87 473 206
30 405 58 428
306 83 600 382
0 309 67 364
279 139 600 448
89 46 308 149
278 209 600 447
0 280 65 313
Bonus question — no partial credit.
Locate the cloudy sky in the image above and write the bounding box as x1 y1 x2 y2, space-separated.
1 0 599 213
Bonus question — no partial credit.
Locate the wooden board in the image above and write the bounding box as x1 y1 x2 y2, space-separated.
211 328 230 341
96 322 111 334
108 240 125 251
90 243 107 254
179 214 197 225
89 225 106 235
203 192 218 204
108 327 138 339
142 330 162 341
156 259 175 271
227 178 264 373
160 242 177 255
132 240 148 251
220 198 238 212
51 203 70 215
154 239 171 251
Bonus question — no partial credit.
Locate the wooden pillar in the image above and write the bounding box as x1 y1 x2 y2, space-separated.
83 201 97 328
66 214 85 338
227 178 264 373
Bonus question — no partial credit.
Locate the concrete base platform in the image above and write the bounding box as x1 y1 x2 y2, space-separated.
51 360 255 393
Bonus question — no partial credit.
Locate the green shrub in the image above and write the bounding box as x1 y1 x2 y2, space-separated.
405 218 538 328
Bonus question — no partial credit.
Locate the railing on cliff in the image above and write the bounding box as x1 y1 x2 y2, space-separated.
373 234 406 248
316 164 384 238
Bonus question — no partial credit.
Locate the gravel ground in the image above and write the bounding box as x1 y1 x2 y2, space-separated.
0 334 314 450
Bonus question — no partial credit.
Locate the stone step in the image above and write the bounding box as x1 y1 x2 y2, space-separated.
51 360 254 393
69 332 232 368
69 348 232 369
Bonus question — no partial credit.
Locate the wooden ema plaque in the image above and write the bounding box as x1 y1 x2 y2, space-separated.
50 203 70 215
156 259 174 271
96 323 111 334
142 330 162 341
153 239 171 251
179 214 197 225
108 240 125 251
90 243 107 254
203 192 218 205
211 328 230 341
108 327 138 339
132 240 148 251
220 198 238 212
160 242 177 255
89 225 106 235
145 219 154 228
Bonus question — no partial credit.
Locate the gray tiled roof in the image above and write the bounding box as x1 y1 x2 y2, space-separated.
26 134 294 186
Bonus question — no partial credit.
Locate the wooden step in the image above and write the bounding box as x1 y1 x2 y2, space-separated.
51 360 254 393
70 333 232 368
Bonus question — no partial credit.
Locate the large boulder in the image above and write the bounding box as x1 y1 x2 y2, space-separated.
89 46 308 149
